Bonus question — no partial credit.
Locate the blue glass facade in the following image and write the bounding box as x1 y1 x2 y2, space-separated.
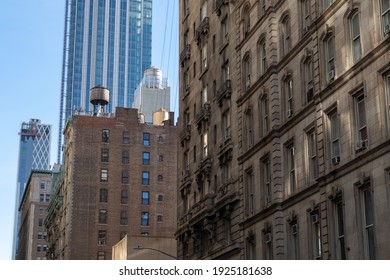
58 0 152 162
12 119 51 259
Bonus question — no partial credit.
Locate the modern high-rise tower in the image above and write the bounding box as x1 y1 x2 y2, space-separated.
57 0 153 163
12 119 51 259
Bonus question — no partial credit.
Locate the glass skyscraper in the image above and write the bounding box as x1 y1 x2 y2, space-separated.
58 0 152 162
12 119 52 259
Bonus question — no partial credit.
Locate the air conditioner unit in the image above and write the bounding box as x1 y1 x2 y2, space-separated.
384 25 390 35
331 155 340 165
303 26 309 34
287 109 293 118
328 69 335 81
356 139 367 151
291 224 298 235
265 232 272 243
311 213 319 224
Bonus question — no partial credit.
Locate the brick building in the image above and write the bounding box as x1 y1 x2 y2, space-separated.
46 107 177 259
177 0 390 259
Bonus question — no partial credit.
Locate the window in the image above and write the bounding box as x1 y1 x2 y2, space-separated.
242 4 250 37
264 230 273 260
122 150 129 164
99 210 107 224
243 54 252 89
381 0 390 34
304 58 314 102
142 171 150 185
143 133 150 146
142 152 150 165
157 136 164 143
40 181 45 189
98 230 106 245
100 188 108 203
97 251 106 260
257 38 267 76
101 148 109 162
100 169 108 182
121 170 129 184
157 215 163 223
201 45 207 72
307 129 318 180
120 211 128 225
350 12 362 62
40 194 44 202
202 86 208 105
102 129 109 143
261 156 271 206
245 108 254 148
302 0 311 32
141 212 149 226
202 132 208 158
222 110 231 140
282 16 291 55
289 221 299 259
328 110 341 163
311 211 322 259
158 155 164 162
285 76 293 118
121 189 128 204
360 184 375 259
355 92 368 149
157 194 164 202
333 196 346 259
45 194 50 203
246 234 256 259
221 16 229 45
259 95 269 137
122 131 129 144
246 169 254 214
38 218 43 227
37 232 42 240
286 143 296 194
142 191 149 205
37 245 41 253
157 175 163 182
325 35 335 81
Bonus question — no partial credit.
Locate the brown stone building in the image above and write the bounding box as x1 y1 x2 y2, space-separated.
177 0 390 259
18 170 53 260
46 107 177 259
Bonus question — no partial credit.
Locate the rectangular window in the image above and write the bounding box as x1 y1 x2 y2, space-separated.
99 210 107 224
142 171 150 185
120 211 128 225
311 211 322 259
121 189 128 204
100 188 108 203
264 231 273 260
157 194 164 202
221 16 229 45
326 36 335 81
45 194 50 203
37 232 42 240
305 60 314 102
287 144 296 194
307 129 318 180
355 92 368 149
202 132 208 158
246 169 254 214
122 150 129 164
381 0 390 33
222 110 231 140
37 245 41 253
334 197 346 259
259 95 269 137
328 110 341 163
302 0 310 30
40 181 45 189
142 191 149 205
141 212 149 226
142 152 150 165
286 78 293 118
123 131 130 144
282 16 291 55
38 218 43 227
98 230 106 245
121 171 129 184
40 194 44 202
246 236 256 260
351 13 362 61
158 155 164 162
261 156 271 206
102 129 110 143
100 169 108 182
157 214 163 223
360 185 375 259
143 133 150 146
101 148 109 163
289 221 299 259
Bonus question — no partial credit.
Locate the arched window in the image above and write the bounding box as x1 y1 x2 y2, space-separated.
243 53 252 90
350 12 362 62
281 15 291 56
242 4 251 37
257 37 267 76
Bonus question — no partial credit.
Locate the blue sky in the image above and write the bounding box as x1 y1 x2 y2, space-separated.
0 0 178 260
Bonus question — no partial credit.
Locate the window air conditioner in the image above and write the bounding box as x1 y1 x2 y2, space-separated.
356 139 367 151
384 25 390 35
328 69 335 81
331 156 340 165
